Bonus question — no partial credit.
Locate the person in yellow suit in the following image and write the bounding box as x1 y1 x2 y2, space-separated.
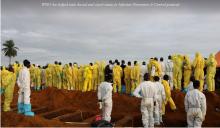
131 61 140 93
124 61 132 94
83 63 93 92
173 55 183 90
51 63 56 88
45 64 53 87
1 66 9 94
29 64 35 89
183 55 192 91
148 58 154 80
152 58 162 77
99 61 106 84
78 65 84 91
66 63 73 90
206 53 217 91
72 63 79 90
193 52 205 91
3 66 16 112
35 66 41 90
61 64 68 90
113 62 123 93
92 62 99 91
162 75 177 115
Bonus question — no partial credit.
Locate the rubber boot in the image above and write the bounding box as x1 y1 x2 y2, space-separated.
17 103 24 114
23 104 35 116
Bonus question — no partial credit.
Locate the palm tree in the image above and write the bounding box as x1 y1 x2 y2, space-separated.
2 40 19 65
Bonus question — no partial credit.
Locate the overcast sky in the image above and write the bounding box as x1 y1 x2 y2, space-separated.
1 0 220 66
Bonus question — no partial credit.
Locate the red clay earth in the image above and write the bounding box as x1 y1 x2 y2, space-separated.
1 85 220 127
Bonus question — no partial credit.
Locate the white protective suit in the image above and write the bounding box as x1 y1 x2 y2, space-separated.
154 82 166 125
184 89 206 127
97 82 113 122
165 59 174 90
133 81 157 128
17 67 31 104
140 65 148 82
160 61 166 77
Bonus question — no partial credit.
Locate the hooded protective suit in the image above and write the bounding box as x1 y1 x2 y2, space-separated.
183 56 192 89
83 65 93 92
133 81 157 127
97 81 113 122
66 65 73 90
206 53 217 91
152 60 162 77
29 65 36 88
62 64 68 90
55 64 62 89
124 65 132 94
131 63 140 93
92 62 99 91
162 80 177 115
72 64 79 90
173 55 183 90
35 67 41 90
45 64 53 87
193 53 205 91
113 65 122 93
148 59 153 78
165 59 174 90
17 66 35 116
184 89 206 127
78 65 84 91
154 81 166 125
99 61 106 84
3 71 16 112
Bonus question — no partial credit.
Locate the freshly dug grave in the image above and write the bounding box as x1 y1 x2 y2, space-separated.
1 86 220 127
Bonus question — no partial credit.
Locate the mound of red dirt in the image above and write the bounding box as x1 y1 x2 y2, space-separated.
1 86 220 127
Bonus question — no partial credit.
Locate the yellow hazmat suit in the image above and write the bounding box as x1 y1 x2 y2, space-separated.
29 65 36 88
35 67 41 90
45 64 53 87
92 62 99 91
66 65 73 90
78 65 84 91
62 64 68 90
206 53 217 91
124 65 132 94
152 60 162 77
173 55 183 90
52 64 56 87
131 64 140 93
83 65 93 92
183 55 192 89
193 52 205 91
72 64 79 90
162 80 177 115
147 59 153 76
113 65 122 93
99 61 106 84
2 69 16 111
56 64 62 89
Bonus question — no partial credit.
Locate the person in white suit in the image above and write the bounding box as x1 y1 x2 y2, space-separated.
97 76 113 122
184 80 206 127
17 59 34 116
